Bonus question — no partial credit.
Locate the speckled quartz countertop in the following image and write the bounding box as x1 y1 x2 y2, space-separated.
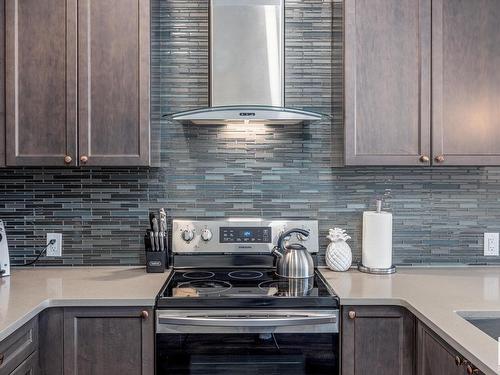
319 267 500 375
0 267 169 342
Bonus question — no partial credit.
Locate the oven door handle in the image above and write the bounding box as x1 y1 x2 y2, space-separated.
157 313 337 327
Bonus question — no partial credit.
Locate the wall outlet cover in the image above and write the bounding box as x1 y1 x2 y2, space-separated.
46 233 62 257
484 233 499 257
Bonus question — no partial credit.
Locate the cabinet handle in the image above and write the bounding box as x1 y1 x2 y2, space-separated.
141 310 149 320
348 311 356 320
466 365 479 374
64 155 72 164
0 352 4 365
434 155 445 163
419 155 430 163
80 155 89 164
454 356 463 366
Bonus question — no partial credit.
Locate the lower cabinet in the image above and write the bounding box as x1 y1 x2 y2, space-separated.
10 351 39 375
38 307 154 375
62 307 154 375
0 318 38 375
341 306 415 375
416 321 484 375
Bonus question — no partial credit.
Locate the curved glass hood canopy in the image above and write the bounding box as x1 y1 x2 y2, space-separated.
168 0 325 126
171 105 324 125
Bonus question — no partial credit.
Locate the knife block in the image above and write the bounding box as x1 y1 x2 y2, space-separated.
144 230 168 273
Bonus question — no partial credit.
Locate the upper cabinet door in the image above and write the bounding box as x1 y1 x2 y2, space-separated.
344 0 431 166
78 0 150 167
0 0 5 167
432 0 500 166
5 0 78 166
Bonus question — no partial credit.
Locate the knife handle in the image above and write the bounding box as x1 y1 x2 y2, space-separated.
159 232 165 251
149 212 156 231
149 231 155 251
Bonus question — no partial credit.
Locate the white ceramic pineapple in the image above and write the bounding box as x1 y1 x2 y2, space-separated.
325 228 352 272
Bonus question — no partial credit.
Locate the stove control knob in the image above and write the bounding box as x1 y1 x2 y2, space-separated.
181 229 195 242
201 228 213 242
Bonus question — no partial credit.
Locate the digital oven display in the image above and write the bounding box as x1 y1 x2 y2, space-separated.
219 227 272 243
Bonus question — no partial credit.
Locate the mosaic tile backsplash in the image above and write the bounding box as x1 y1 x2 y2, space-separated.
1 0 500 267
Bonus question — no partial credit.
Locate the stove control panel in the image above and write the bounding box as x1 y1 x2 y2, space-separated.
172 219 319 254
220 227 272 243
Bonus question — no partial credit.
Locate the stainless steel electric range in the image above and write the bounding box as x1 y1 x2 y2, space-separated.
155 218 340 375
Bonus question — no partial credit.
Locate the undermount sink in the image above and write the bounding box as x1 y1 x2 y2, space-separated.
458 311 500 340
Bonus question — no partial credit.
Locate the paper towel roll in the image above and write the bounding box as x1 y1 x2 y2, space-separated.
362 211 393 269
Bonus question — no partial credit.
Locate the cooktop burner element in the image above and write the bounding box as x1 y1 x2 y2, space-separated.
258 278 314 297
175 280 232 297
182 271 215 280
228 270 264 279
157 268 339 309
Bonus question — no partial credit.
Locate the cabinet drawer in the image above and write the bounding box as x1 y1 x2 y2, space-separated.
9 351 38 375
0 318 38 374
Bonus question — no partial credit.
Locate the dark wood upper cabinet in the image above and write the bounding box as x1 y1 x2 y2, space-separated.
77 0 150 166
342 306 415 375
416 321 483 375
344 0 431 166
5 0 78 166
432 0 500 166
63 307 154 375
0 0 5 167
2 0 149 167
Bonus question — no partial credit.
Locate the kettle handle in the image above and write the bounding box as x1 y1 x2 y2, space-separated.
276 228 310 251
271 246 283 258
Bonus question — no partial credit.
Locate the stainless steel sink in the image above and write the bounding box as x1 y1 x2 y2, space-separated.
458 312 500 340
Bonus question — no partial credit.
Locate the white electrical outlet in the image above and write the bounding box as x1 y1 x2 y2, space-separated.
46 233 62 257
484 233 499 256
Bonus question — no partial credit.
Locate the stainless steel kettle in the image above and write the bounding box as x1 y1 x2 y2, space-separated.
271 228 314 279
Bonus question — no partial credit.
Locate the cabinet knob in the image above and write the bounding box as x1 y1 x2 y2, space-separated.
141 310 149 320
454 356 463 367
64 155 72 164
466 365 479 374
348 310 356 320
80 155 89 164
434 155 445 163
419 155 430 163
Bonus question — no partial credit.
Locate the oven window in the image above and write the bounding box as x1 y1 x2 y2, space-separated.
156 332 338 375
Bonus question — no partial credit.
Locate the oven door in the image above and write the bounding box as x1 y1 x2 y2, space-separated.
156 309 339 375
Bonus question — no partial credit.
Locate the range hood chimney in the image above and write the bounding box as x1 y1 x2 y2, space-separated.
170 0 323 125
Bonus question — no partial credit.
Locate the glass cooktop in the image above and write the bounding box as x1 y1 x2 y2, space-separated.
156 268 339 309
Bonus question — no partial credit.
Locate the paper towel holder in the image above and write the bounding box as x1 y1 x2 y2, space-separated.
357 263 396 275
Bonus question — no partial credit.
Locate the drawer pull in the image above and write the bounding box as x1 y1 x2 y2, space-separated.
141 310 149 320
348 311 356 320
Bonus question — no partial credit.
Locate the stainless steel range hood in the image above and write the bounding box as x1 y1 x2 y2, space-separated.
170 0 323 125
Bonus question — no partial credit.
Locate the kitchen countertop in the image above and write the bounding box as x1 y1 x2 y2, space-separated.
319 267 500 375
1 266 498 374
0 267 169 342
